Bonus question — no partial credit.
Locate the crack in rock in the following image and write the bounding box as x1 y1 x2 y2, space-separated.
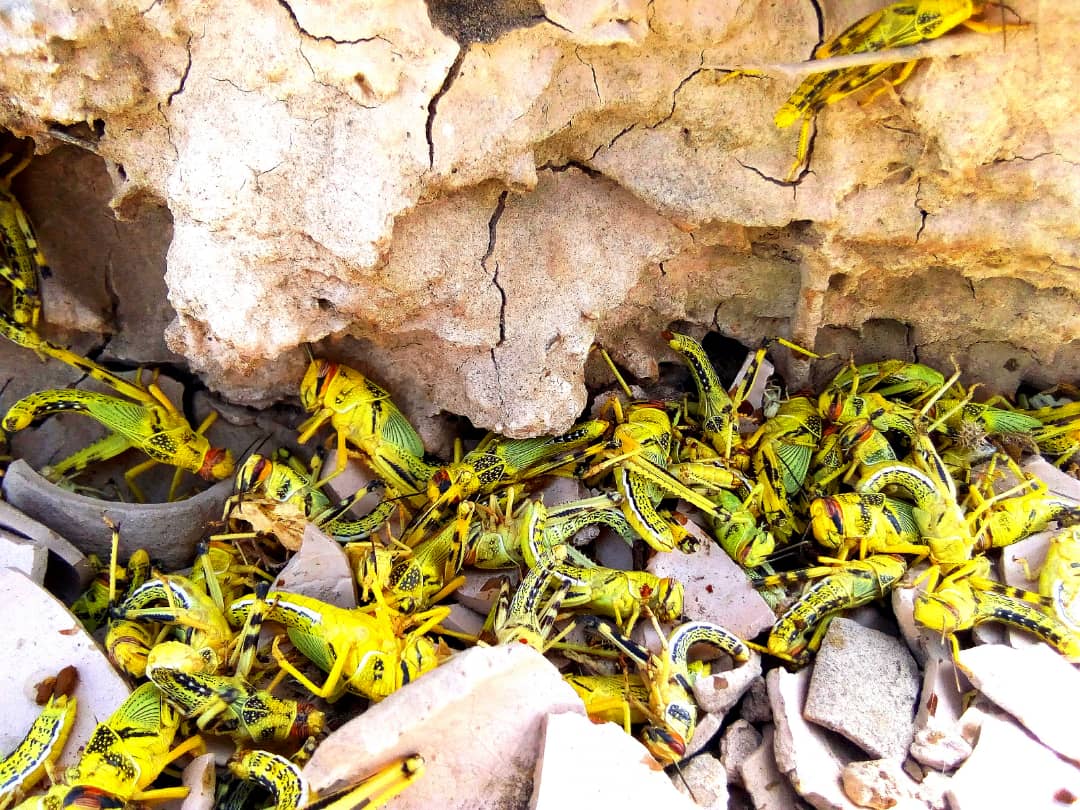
166 35 193 105
426 48 467 169
275 0 392 46
482 190 509 346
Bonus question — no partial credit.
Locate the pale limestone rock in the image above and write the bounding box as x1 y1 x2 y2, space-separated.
998 530 1053 649
273 523 356 608
0 529 48 584
1 460 233 569
768 667 863 810
957 643 1080 764
684 709 724 760
304 645 585 810
671 753 729 810
947 713 1080 810
691 651 762 715
3 1 1076 431
721 719 763 787
841 759 928 810
910 655 972 772
0 567 131 770
739 725 807 810
648 524 775 640
1023 458 1080 501
530 713 697 810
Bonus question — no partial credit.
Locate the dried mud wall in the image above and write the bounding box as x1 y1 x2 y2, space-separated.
1 0 1077 438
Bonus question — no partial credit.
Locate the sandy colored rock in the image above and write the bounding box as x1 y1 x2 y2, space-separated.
947 713 1080 810
648 525 776 640
671 752 729 810
692 651 762 715
272 523 357 608
721 719 764 787
0 567 131 770
531 713 697 810
179 753 217 810
841 759 931 810
804 619 920 760
768 667 863 810
303 645 585 810
957 643 1080 764
2 460 232 569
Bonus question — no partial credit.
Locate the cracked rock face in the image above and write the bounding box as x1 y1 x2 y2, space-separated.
1 0 1077 435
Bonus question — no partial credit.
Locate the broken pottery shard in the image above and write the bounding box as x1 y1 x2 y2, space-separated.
947 713 1080 810
304 645 585 810
0 528 47 584
721 719 764 787
320 448 377 510
691 650 762 715
803 619 920 760
272 523 356 608
738 725 807 810
179 753 217 810
956 643 1080 764
0 499 92 596
768 667 863 810
0 567 130 770
841 759 929 810
531 713 697 810
2 459 232 569
671 753 729 810
648 524 775 640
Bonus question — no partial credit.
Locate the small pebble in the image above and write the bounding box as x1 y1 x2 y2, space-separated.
720 719 763 787
738 725 806 810
841 759 924 810
671 753 729 810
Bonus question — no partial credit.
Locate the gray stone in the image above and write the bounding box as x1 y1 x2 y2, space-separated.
957 643 1080 764
2 459 232 570
0 567 131 770
720 719 763 787
684 709 724 760
739 726 807 810
0 529 48 584
947 713 1080 810
768 667 863 810
273 523 356 608
0 500 92 599
739 676 773 724
804 619 920 760
672 753 729 809
304 645 585 810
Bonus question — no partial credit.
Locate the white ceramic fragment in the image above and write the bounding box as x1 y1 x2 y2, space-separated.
2 459 232 569
768 667 863 810
957 643 1080 764
0 567 131 769
672 752 729 810
804 619 920 760
304 645 585 810
648 523 776 640
531 713 697 810
273 523 356 608
721 719 763 787
738 726 805 810
0 528 47 584
947 713 1080 810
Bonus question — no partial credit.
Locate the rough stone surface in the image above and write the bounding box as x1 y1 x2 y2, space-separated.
0 567 131 770
648 525 776 640
179 753 217 810
804 619 920 760
957 643 1080 764
0 1 1074 434
303 645 586 810
769 667 863 810
909 655 972 771
671 753 729 810
684 708 724 760
272 523 357 608
531 713 697 810
721 719 763 787
947 713 1080 810
739 676 772 724
692 651 762 715
739 725 807 810
1 459 233 569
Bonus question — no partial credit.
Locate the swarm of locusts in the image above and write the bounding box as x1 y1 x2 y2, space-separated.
0 2 1066 809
